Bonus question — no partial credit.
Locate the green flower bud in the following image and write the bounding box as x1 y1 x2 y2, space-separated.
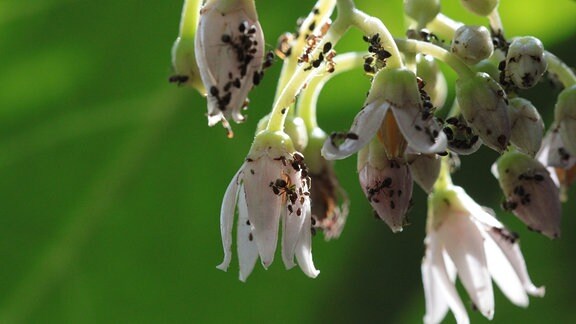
554 85 576 155
456 72 510 152
460 0 498 16
404 0 441 27
505 36 547 89
171 36 206 94
508 98 544 157
450 25 494 65
494 151 561 239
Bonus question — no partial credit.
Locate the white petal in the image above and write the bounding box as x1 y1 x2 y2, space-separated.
281 202 305 269
440 213 495 320
321 101 388 160
423 234 469 324
454 186 503 229
295 209 319 278
482 230 529 307
216 168 241 271
487 229 545 297
243 158 283 268
237 185 259 282
392 104 448 154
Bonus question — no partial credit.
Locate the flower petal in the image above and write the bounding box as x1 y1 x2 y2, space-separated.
281 200 305 269
486 228 545 297
423 234 469 324
243 158 283 268
237 185 260 282
295 208 320 278
322 101 388 160
440 213 494 320
216 168 241 271
392 104 447 154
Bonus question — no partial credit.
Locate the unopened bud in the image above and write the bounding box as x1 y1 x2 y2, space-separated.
508 98 544 157
505 36 547 89
358 140 413 233
494 151 561 239
195 0 265 129
460 0 498 16
416 54 448 108
451 25 494 65
404 0 441 27
408 154 441 193
554 85 576 155
456 72 511 152
171 37 206 94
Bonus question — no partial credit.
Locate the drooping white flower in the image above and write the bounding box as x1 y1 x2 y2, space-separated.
322 67 447 161
423 184 545 324
195 0 265 133
218 131 319 281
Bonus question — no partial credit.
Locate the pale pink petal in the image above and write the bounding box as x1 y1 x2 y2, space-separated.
217 168 241 271
423 234 469 324
237 185 259 282
243 158 283 268
295 209 319 278
440 213 495 320
392 104 448 154
487 228 545 297
322 102 388 160
281 199 305 269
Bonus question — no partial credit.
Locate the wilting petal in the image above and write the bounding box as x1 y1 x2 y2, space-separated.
440 213 494 320
243 158 283 267
237 185 259 282
423 234 469 324
217 168 241 271
393 104 447 154
322 102 388 160
295 209 319 278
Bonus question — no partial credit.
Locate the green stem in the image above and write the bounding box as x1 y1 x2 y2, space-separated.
546 51 576 87
395 39 475 79
433 156 453 191
178 0 202 38
266 7 351 132
427 13 461 40
297 52 366 129
487 8 504 36
273 0 337 104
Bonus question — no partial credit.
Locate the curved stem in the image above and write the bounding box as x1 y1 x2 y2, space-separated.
273 0 337 103
178 0 202 38
297 52 366 129
433 156 453 192
266 8 351 132
427 13 461 41
395 38 474 79
546 51 576 88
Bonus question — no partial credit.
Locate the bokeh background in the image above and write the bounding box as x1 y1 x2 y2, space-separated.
0 0 575 323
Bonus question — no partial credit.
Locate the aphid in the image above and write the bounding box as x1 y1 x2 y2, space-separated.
168 75 189 85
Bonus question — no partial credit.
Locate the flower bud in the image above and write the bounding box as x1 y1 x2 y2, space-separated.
358 140 414 233
451 25 494 65
508 98 544 157
171 36 206 95
416 54 448 109
195 0 265 130
554 85 576 155
443 113 483 155
456 72 511 152
407 153 441 193
505 36 547 89
404 0 441 27
494 151 561 239
304 128 349 240
460 0 498 16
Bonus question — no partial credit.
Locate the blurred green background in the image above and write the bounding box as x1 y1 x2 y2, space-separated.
0 0 575 323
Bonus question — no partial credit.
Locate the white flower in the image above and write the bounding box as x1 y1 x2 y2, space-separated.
218 131 319 281
195 0 265 132
322 67 447 161
423 185 544 324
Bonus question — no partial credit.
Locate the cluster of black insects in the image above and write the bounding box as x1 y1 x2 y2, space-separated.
442 116 480 151
362 33 391 74
329 131 358 147
501 171 545 211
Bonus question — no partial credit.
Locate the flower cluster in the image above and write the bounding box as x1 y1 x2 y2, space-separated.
171 0 575 321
